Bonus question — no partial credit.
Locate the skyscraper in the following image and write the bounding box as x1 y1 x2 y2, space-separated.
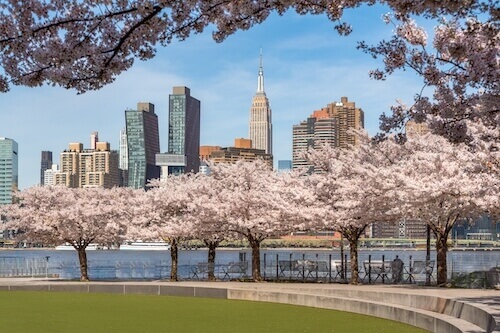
157 86 200 176
0 137 18 205
249 50 272 155
119 128 128 170
292 96 364 169
118 128 129 187
329 97 364 147
126 102 160 188
40 150 52 185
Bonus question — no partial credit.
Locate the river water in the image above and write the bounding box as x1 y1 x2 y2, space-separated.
0 248 498 281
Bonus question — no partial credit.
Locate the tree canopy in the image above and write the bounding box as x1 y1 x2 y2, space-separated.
0 1 497 139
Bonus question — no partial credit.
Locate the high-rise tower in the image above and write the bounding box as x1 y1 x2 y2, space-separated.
157 86 200 176
40 151 52 185
125 102 160 188
119 128 128 170
249 50 272 155
0 138 18 205
292 97 364 170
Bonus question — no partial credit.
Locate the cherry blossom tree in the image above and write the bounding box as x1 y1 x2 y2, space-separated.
187 173 230 281
210 159 314 281
130 176 195 281
3 186 133 281
359 8 498 143
395 132 498 285
1 0 496 118
305 132 403 284
306 129 498 285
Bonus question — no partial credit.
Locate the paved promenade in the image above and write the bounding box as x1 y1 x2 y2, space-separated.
0 278 498 332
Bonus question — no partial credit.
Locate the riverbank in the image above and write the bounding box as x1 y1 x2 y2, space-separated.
2 235 500 250
1 245 499 251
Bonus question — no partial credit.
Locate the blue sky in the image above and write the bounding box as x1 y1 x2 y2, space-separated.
0 4 426 190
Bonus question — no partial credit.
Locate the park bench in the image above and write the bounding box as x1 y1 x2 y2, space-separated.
278 260 299 278
362 260 392 283
405 260 435 283
221 261 248 280
332 260 351 281
311 260 330 280
294 260 330 280
190 262 211 280
295 260 316 279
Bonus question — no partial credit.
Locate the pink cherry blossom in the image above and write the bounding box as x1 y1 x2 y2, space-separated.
2 186 136 281
305 131 404 284
394 132 498 285
360 9 498 143
186 173 229 281
129 174 196 281
209 159 315 281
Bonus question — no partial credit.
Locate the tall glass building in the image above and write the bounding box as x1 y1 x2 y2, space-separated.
167 86 200 174
40 151 52 185
125 103 160 189
0 137 18 205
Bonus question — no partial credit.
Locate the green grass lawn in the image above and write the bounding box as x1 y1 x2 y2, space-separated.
0 291 429 332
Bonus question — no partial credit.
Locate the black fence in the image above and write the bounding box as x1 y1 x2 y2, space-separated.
1 251 498 288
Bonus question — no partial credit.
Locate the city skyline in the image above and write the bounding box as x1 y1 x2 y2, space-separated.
0 5 424 190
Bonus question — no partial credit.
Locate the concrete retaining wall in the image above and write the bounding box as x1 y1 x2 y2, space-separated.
226 289 486 333
280 287 496 332
0 282 494 333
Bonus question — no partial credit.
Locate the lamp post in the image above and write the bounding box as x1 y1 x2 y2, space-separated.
426 225 431 286
45 256 50 278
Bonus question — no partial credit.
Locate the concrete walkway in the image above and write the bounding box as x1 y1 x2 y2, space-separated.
0 278 498 332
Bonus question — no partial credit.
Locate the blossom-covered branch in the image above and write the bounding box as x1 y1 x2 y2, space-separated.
359 9 499 142
1 0 494 93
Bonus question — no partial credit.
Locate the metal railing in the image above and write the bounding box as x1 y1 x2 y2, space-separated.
1 252 497 288
0 257 51 278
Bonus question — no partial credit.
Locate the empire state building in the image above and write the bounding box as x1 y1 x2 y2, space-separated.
249 51 272 155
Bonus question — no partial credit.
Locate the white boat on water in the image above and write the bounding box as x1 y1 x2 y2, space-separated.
120 241 171 251
55 243 100 251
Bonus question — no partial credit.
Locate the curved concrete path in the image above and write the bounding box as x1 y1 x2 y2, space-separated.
0 278 498 333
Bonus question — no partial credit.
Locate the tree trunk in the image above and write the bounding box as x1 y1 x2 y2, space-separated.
76 247 89 282
435 233 448 286
207 241 217 281
426 225 431 286
348 237 359 285
249 236 262 281
170 239 178 282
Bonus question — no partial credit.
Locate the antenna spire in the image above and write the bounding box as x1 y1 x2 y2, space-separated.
257 48 264 93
